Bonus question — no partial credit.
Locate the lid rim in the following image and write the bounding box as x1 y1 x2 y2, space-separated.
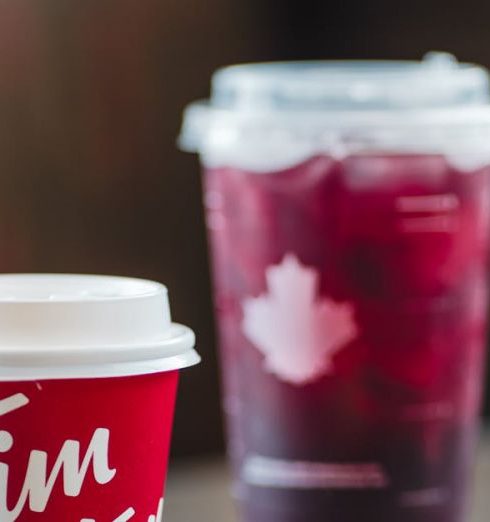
0 349 201 381
180 102 490 156
184 100 490 122
0 323 196 366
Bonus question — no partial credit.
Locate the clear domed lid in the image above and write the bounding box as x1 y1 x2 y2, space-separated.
180 53 490 165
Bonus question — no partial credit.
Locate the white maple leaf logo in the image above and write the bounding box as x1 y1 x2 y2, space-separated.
242 255 358 385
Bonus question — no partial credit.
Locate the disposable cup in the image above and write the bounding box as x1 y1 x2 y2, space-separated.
0 274 199 522
180 54 490 522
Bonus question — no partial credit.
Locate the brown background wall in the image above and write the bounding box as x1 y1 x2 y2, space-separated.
0 0 489 456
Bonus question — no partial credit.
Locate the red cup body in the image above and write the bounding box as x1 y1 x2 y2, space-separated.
0 371 178 521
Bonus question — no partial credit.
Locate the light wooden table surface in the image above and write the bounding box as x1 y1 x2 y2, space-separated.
165 436 490 521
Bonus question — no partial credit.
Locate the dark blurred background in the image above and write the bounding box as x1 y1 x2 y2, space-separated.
0 0 489 457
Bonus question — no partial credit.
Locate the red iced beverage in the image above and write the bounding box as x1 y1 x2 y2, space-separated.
181 53 490 521
0 274 199 521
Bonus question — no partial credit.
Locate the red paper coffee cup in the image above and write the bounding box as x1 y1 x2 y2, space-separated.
0 274 199 522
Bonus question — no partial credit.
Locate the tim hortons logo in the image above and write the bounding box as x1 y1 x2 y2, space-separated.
0 393 163 522
242 254 358 385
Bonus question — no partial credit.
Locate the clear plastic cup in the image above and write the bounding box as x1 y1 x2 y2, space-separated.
180 53 490 522
0 274 199 521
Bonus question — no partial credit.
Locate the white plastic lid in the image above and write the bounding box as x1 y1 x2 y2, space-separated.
180 53 490 166
0 274 199 381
